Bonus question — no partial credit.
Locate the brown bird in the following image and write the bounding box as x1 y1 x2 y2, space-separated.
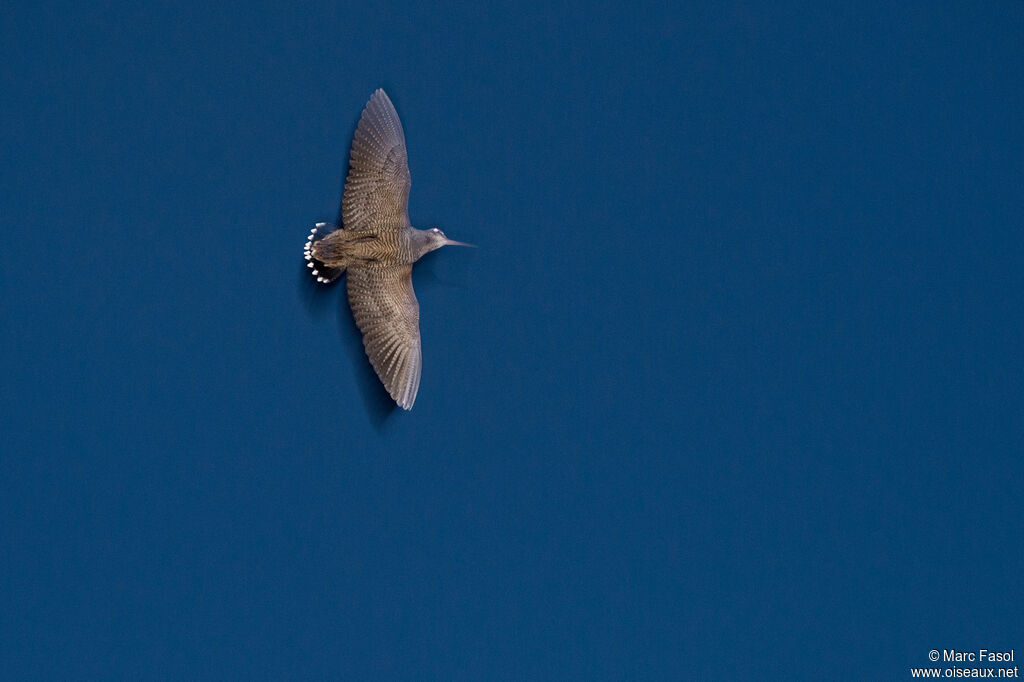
304 89 472 410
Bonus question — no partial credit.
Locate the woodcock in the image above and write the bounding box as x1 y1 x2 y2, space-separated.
304 89 472 410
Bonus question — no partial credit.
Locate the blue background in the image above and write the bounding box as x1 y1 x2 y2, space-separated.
2 1 1022 679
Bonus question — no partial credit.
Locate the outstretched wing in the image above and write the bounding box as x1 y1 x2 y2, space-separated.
341 89 411 233
347 265 422 410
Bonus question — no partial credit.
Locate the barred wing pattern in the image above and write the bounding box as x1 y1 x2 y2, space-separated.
347 265 422 410
341 89 412 232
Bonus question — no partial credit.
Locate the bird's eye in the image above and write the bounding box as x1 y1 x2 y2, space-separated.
432 228 439 233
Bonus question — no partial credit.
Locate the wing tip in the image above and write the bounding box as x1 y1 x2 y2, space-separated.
390 369 419 411
370 88 392 107
392 389 415 411
391 377 418 410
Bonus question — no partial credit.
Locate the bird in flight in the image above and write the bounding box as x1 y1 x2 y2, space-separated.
304 89 472 410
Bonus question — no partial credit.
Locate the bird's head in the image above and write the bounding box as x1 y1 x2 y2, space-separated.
426 227 474 251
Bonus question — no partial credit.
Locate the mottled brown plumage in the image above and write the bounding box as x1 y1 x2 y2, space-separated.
303 89 471 410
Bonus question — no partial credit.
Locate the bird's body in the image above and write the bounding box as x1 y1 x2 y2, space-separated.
309 222 439 268
303 89 470 410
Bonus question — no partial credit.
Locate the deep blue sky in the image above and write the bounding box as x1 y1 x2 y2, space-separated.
2 1 1022 679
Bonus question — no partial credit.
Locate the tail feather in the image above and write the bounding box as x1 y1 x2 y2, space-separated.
304 223 346 284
